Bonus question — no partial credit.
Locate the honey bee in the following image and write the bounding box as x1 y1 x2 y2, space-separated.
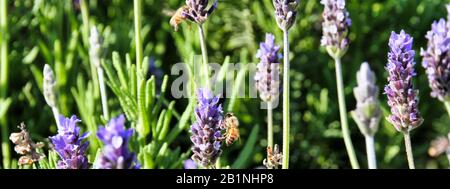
169 6 190 31
222 113 240 146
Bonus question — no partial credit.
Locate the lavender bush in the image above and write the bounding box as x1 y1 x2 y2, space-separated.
2 0 450 170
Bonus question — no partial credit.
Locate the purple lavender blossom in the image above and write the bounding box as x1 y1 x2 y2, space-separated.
183 159 198 169
49 115 90 169
96 115 140 169
255 33 281 103
320 0 352 58
420 17 450 102
273 0 299 30
385 30 423 132
190 88 224 168
182 0 218 24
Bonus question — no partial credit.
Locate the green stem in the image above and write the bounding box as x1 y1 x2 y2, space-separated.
80 0 99 99
134 0 143 72
197 24 210 89
334 57 360 169
267 102 273 149
365 135 376 169
52 107 61 128
0 0 10 169
282 29 290 169
444 101 450 118
97 68 109 120
80 0 90 47
403 131 415 169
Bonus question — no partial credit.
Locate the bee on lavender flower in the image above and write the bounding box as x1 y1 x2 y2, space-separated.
170 6 190 31
221 113 240 146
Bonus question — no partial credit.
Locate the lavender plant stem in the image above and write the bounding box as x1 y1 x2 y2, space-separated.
97 68 109 120
334 57 360 169
80 0 100 99
268 102 274 148
403 131 415 169
198 24 210 89
282 29 290 169
0 0 10 169
80 0 90 46
51 107 61 128
365 135 376 169
445 101 450 117
134 0 143 70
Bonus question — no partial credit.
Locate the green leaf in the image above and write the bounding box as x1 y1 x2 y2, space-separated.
137 79 149 138
111 52 129 91
0 98 11 118
154 109 166 139
23 46 40 64
145 76 155 110
158 101 175 141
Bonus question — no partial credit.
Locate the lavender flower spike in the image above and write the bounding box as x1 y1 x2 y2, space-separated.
183 0 218 25
96 115 139 169
385 30 423 132
50 115 90 169
351 62 381 136
351 62 381 169
320 0 352 58
190 88 224 168
273 0 299 30
89 26 102 68
43 64 57 108
255 33 281 103
386 30 423 169
420 15 450 102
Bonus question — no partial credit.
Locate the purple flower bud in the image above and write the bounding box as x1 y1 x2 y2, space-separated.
320 0 352 58
96 115 140 169
190 88 224 168
351 62 381 136
273 0 299 30
420 14 450 102
182 0 218 25
43 64 57 108
49 115 90 169
255 33 281 103
183 159 198 169
385 30 423 132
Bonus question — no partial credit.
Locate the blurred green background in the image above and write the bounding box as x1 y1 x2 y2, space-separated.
1 0 450 169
